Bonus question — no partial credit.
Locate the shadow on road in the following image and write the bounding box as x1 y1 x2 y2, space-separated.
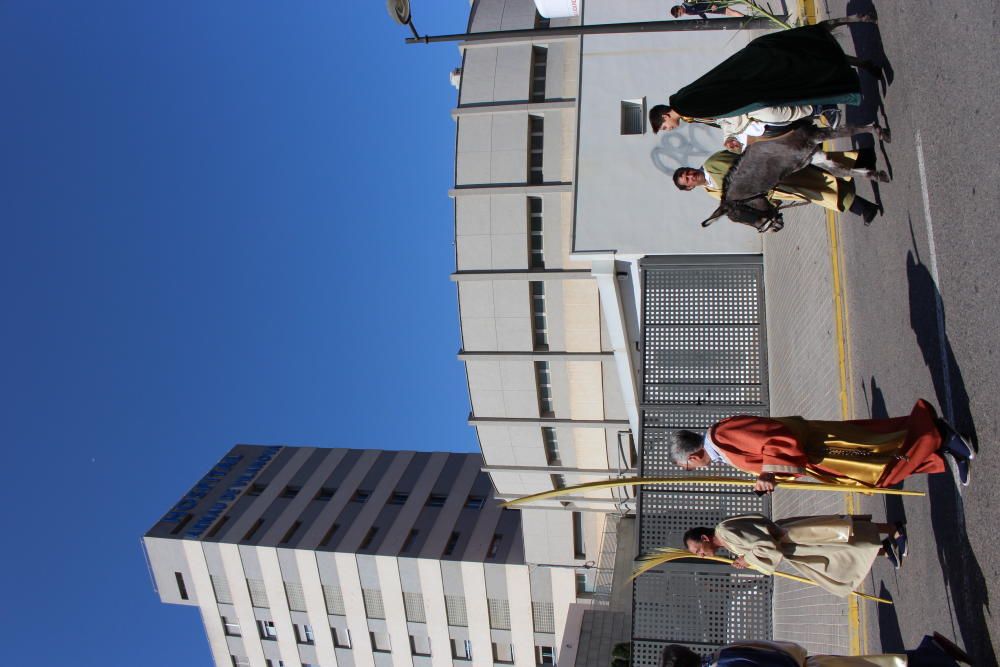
875 583 905 652
904 222 994 665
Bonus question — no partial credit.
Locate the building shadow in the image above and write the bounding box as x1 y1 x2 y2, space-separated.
905 223 994 665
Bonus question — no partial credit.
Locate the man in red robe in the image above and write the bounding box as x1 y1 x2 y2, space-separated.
666 400 974 491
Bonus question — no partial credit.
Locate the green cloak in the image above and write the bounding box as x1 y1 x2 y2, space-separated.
669 24 862 119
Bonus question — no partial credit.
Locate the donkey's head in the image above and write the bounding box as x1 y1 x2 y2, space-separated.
699 195 784 233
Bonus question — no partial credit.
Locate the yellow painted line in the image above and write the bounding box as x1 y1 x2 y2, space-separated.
798 0 864 654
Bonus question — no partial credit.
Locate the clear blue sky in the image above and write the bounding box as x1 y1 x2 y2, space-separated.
0 2 473 664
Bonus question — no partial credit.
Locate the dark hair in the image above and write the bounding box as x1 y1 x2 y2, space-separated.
682 526 715 548
672 167 697 190
665 429 704 464
669 6 685 18
649 104 673 134
661 644 701 667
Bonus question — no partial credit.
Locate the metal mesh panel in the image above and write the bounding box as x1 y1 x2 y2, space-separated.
362 588 385 619
246 578 269 608
633 570 772 643
445 595 468 627
284 582 306 612
403 592 426 623
633 256 772 663
323 585 345 616
210 575 232 604
532 601 555 633
488 598 511 630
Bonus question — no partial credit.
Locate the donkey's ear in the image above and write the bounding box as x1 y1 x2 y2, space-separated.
700 206 725 227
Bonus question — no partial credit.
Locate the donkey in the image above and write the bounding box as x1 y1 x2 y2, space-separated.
700 122 891 233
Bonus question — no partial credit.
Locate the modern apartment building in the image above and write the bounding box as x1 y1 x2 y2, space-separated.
144 445 576 667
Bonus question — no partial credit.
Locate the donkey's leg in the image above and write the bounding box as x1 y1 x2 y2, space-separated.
810 154 891 183
812 123 891 144
819 13 877 31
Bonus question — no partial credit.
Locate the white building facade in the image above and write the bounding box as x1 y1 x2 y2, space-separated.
144 446 576 667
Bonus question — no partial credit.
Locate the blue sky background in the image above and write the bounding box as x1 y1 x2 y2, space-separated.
0 2 473 664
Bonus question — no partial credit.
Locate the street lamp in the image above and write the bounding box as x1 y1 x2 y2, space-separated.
385 0 785 45
385 0 421 40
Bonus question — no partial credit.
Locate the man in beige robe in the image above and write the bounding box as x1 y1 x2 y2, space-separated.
684 514 898 597
672 149 880 221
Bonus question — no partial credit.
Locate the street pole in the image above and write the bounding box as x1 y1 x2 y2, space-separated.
403 16 784 45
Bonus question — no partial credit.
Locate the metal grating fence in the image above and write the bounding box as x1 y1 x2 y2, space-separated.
632 256 773 666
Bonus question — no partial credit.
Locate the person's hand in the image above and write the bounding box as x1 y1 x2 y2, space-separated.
724 137 743 153
731 556 749 569
754 473 776 493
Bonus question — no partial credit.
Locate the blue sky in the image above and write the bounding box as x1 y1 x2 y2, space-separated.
0 2 473 664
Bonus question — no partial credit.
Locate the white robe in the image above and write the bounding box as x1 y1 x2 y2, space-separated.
714 514 882 598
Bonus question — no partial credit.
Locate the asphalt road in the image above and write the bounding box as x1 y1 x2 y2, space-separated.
822 0 1000 663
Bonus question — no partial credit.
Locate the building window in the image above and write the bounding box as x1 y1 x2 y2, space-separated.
242 518 264 542
222 616 241 637
247 578 269 608
536 645 556 664
363 588 386 619
576 571 592 595
246 483 266 496
410 634 433 657
550 473 566 489
542 427 561 465
530 46 548 101
314 487 336 501
169 513 193 536
443 531 461 556
332 626 352 648
231 656 251 667
285 582 307 612
206 514 230 538
401 529 419 553
360 526 379 550
323 585 346 616
280 520 302 545
535 360 554 416
280 485 300 499
403 592 426 623
210 575 232 604
388 491 409 505
573 511 586 559
445 595 468 627
319 522 340 547
528 115 544 184
528 197 544 269
534 10 550 29
487 534 503 558
370 631 392 653
451 638 473 661
465 495 485 509
174 572 189 600
532 602 556 633
352 489 370 503
258 620 278 640
488 598 511 630
620 99 646 135
426 493 447 507
296 624 315 645
493 642 516 665
530 282 549 351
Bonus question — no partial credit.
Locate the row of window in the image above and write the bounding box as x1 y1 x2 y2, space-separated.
192 574 556 631
231 637 554 664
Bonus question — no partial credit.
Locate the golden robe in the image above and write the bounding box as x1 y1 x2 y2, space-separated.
702 149 858 212
715 514 882 598
711 641 905 667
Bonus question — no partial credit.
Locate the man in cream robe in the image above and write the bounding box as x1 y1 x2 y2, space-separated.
684 514 885 597
659 635 971 666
